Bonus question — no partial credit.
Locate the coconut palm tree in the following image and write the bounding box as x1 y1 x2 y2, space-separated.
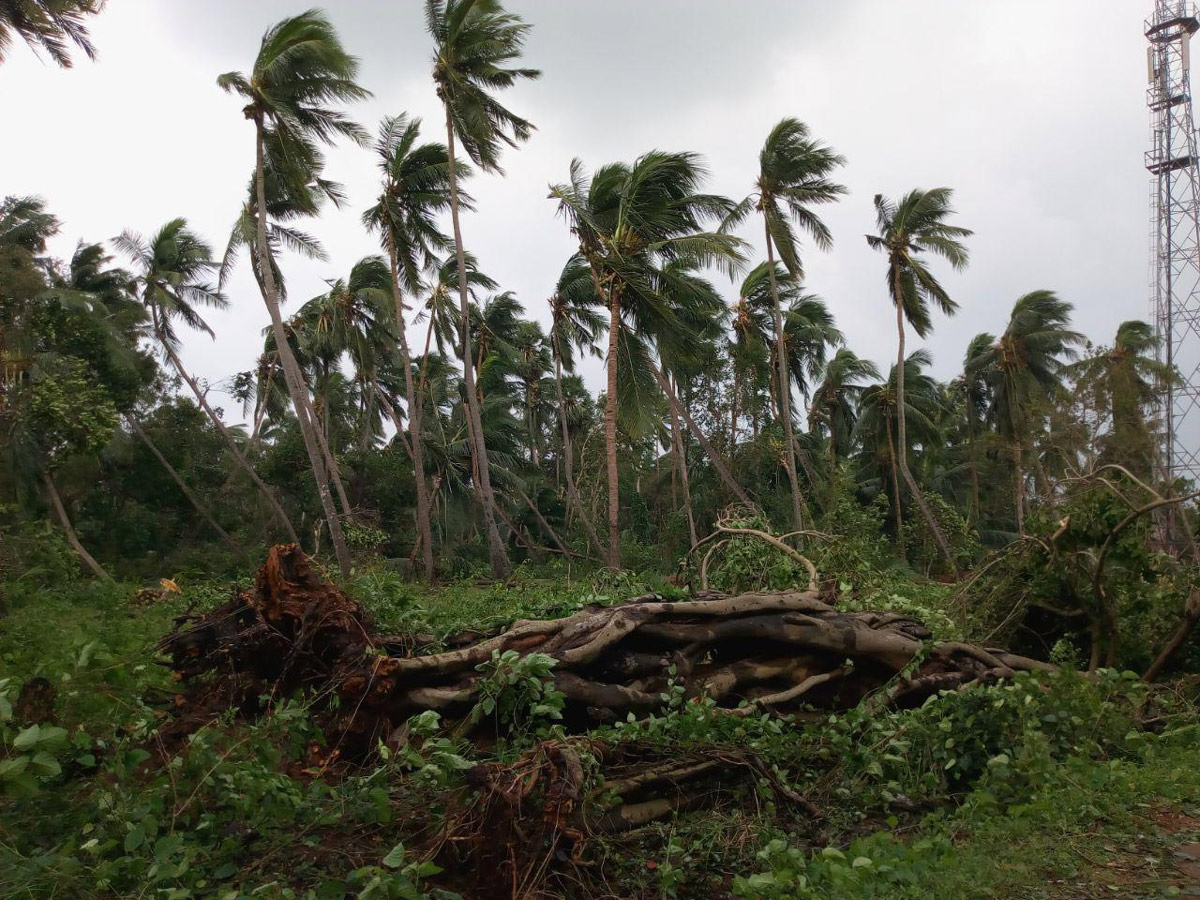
219 135 348 500
969 290 1082 534
856 349 944 540
1075 320 1171 480
218 10 370 578
417 253 497 395
866 188 971 567
426 0 540 578
547 255 606 555
810 347 880 492
653 261 735 545
726 119 846 530
292 256 397 516
959 332 995 522
0 0 104 67
116 218 299 545
551 151 746 567
363 113 463 580
510 320 551 464
469 291 524 400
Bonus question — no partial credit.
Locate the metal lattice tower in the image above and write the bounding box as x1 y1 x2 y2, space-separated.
1147 0 1200 483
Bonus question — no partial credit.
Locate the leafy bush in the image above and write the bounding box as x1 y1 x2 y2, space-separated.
470 650 565 739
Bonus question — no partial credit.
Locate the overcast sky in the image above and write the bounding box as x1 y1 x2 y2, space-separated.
3 0 1151 421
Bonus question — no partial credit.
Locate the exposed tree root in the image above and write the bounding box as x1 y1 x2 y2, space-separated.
158 544 1058 899
163 545 1050 755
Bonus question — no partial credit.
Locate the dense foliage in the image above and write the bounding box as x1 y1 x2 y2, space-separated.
3 2 1200 898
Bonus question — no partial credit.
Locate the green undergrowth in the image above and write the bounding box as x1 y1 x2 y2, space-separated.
0 565 1197 899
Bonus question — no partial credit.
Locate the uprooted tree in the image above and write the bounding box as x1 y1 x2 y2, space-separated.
163 544 1052 754
159 544 1064 897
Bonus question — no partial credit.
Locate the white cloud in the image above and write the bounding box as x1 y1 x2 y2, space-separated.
3 0 1151 419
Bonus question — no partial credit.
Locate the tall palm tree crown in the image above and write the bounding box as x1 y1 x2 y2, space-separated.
866 186 971 565
866 188 971 338
726 118 846 531
218 9 370 578
426 0 540 578
551 150 745 567
116 219 226 351
217 10 370 152
0 0 105 67
426 0 540 173
362 114 465 296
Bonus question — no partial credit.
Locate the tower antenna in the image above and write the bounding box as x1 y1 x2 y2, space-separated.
1147 0 1200 484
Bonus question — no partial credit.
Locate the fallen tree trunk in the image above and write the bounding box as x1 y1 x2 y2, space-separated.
162 545 1051 759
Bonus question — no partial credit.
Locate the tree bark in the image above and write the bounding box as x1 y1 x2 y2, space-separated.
886 416 904 546
891 262 956 572
125 413 242 554
967 420 982 524
669 381 698 547
42 467 110 581
1012 439 1025 536
604 281 622 569
386 237 436 582
252 119 352 578
1144 589 1200 682
764 219 806 531
552 329 604 557
827 415 838 507
443 107 510 578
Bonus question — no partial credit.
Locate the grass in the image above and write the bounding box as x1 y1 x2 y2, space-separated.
0 568 1197 899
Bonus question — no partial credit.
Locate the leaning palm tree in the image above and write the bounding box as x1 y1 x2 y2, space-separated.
547 255 606 555
426 0 539 577
0 0 105 67
726 118 846 530
116 218 299 545
218 10 370 578
363 112 462 580
866 188 971 567
970 290 1082 534
551 151 746 567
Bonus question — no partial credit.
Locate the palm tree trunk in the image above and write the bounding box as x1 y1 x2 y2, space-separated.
125 413 242 554
443 107 511 579
967 419 982 524
253 119 352 578
1012 439 1025 536
655 365 752 506
42 467 110 581
886 417 904 546
158 327 299 545
604 281 622 569
729 369 740 452
552 331 605 557
827 413 838 505
764 219 806 530
386 240 436 582
891 264 956 572
669 382 698 547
